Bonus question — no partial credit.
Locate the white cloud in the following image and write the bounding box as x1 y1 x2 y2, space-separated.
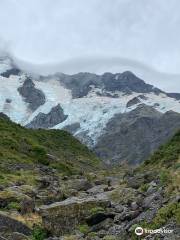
0 0 180 91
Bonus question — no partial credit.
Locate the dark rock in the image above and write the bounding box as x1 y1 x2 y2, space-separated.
59 71 163 98
126 174 145 189
94 104 180 165
63 122 80 134
114 204 125 213
167 92 180 100
114 209 140 222
0 212 31 235
0 236 7 240
126 97 141 108
5 98 12 103
70 179 93 192
108 223 127 237
11 232 29 240
20 198 35 214
18 77 45 111
142 190 163 209
0 112 10 121
1 68 21 78
26 104 68 129
130 202 138 211
87 185 108 195
90 218 114 232
86 212 114 226
39 196 110 236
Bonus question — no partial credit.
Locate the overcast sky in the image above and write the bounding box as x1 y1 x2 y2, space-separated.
0 0 180 91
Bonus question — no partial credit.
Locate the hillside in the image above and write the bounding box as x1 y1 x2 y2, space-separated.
0 115 179 239
0 56 180 165
0 112 99 183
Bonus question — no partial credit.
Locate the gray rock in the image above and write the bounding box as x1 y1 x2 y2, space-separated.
126 97 141 108
18 77 45 111
39 196 110 236
20 198 35 214
114 210 140 223
26 104 68 129
63 122 80 134
87 185 108 195
91 218 114 232
131 202 138 211
0 212 31 235
142 191 163 209
114 204 125 213
1 68 21 78
70 179 93 192
0 236 7 240
108 223 127 237
94 104 180 165
11 232 29 240
58 71 162 99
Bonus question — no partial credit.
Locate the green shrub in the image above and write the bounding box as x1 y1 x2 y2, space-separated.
7 202 21 211
174 163 180 170
32 146 49 165
78 224 90 234
32 225 47 240
159 170 171 186
90 207 105 215
140 183 149 192
149 202 180 229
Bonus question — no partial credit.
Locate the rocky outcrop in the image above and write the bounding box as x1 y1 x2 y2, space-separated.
26 104 68 129
126 97 141 108
167 92 180 100
18 77 46 111
63 122 80 134
59 71 163 98
1 68 21 78
94 104 180 165
0 212 31 235
39 196 110 236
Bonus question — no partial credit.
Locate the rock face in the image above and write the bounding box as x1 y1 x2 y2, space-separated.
39 196 110 236
26 104 68 129
94 104 180 164
0 68 21 78
1 56 180 166
126 97 141 108
18 77 46 111
0 212 31 235
59 71 162 98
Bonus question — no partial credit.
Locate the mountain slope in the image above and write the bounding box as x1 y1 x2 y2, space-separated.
0 55 180 165
94 104 180 165
0 113 99 180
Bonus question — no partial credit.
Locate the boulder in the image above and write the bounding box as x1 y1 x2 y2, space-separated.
0 212 31 235
70 179 93 192
87 185 108 195
39 196 110 236
11 232 29 240
20 198 35 214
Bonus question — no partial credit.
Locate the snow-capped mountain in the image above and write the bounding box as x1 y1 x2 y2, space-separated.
0 55 180 165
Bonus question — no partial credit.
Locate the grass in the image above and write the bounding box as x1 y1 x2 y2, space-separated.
0 114 100 186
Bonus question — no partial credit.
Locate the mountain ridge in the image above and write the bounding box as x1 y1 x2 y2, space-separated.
0 55 180 165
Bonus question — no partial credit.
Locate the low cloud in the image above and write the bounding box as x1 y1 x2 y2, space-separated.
0 0 179 91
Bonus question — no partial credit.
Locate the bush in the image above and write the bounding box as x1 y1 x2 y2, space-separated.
7 202 21 211
78 224 90 234
32 225 47 240
90 207 105 215
159 170 171 186
32 146 49 165
149 202 180 229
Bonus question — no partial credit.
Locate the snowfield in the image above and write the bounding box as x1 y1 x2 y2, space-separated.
0 56 180 145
